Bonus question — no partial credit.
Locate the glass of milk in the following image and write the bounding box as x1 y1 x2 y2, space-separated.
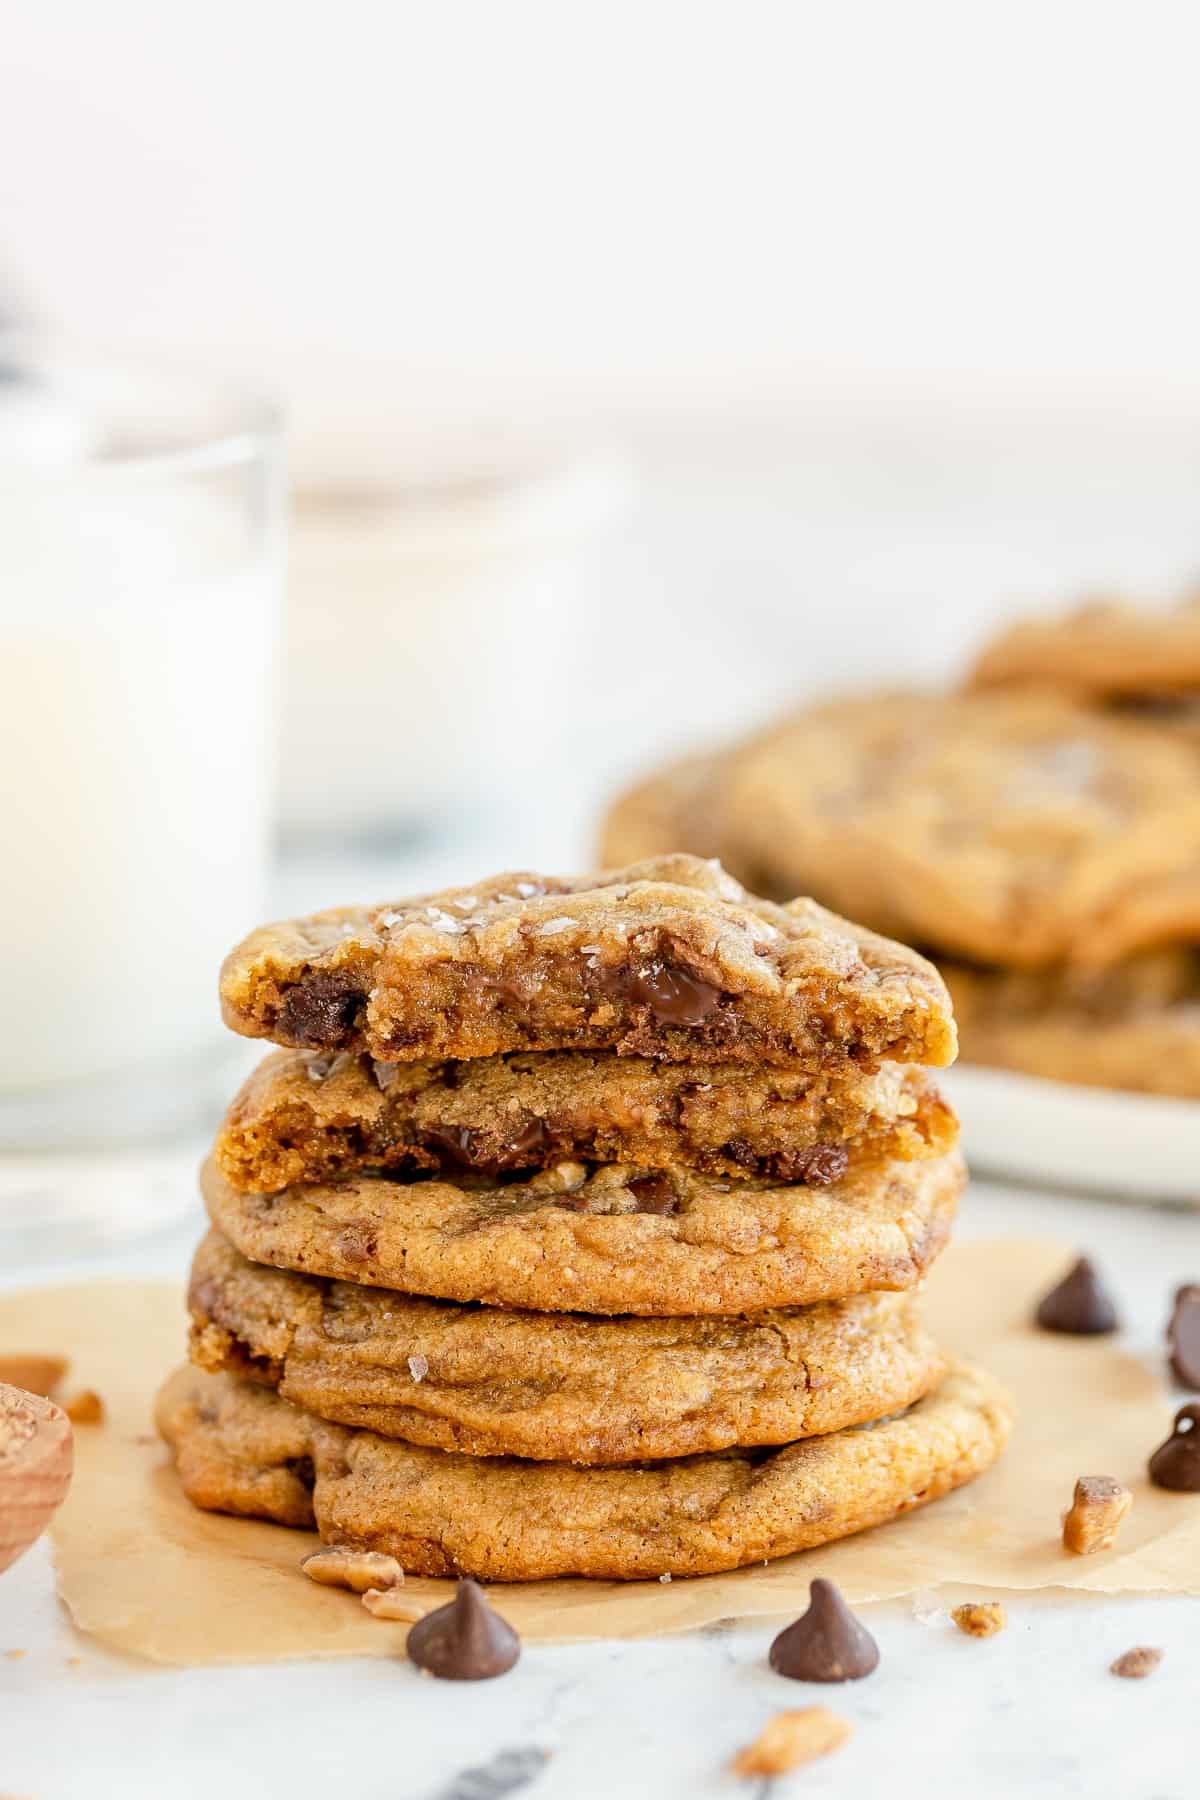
0 343 283 1203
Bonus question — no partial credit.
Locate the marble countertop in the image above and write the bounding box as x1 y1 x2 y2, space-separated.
0 1173 1194 1799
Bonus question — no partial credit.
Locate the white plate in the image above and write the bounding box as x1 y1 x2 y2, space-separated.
941 1065 1200 1209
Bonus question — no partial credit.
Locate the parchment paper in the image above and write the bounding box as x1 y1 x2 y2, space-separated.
1 1238 1195 1666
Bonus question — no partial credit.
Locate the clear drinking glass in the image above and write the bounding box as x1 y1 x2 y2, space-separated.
0 342 283 1243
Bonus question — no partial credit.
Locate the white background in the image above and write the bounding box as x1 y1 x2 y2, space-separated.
3 2 1200 476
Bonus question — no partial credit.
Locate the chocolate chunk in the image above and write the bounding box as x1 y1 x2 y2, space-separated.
1034 1257 1119 1335
1148 1403 1200 1491
422 1126 484 1171
1168 1284 1200 1387
768 1579 880 1682
627 1174 678 1215
776 1144 850 1186
628 962 721 1027
423 1117 551 1177
278 974 361 1048
406 1579 520 1680
504 1117 550 1163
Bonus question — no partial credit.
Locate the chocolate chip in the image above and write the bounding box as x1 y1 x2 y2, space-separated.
1034 1257 1119 1335
423 1117 551 1177
333 1220 378 1265
627 1174 678 1215
1148 1403 1200 1490
278 974 361 1048
768 1579 880 1682
776 1144 850 1186
628 962 721 1027
422 1126 482 1170
406 1579 520 1680
1169 1285 1200 1387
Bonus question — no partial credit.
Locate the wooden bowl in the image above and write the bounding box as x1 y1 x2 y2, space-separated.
0 1383 73 1575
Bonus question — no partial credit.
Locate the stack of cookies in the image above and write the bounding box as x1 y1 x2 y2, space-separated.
603 642 1200 1099
157 855 1010 1582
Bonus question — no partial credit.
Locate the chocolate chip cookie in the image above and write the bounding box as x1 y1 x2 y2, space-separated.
201 1148 963 1315
969 595 1200 701
155 1357 1012 1580
945 950 1200 1095
188 1230 946 1463
214 1047 957 1194
219 855 956 1070
725 691 1200 968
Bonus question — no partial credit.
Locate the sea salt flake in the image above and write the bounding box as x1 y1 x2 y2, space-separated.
378 909 403 929
423 908 466 934
515 882 537 898
537 916 576 936
407 1355 429 1382
659 1573 672 1584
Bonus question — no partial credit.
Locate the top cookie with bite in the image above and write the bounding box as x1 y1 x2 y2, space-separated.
220 854 955 1070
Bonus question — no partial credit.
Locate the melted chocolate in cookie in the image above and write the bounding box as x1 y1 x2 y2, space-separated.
626 1174 679 1216
278 975 362 1048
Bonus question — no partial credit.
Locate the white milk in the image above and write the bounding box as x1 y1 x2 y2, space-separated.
0 478 280 1099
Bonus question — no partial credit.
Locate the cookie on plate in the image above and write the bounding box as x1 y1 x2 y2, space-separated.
156 1358 1012 1580
945 950 1200 1097
724 691 1200 969
201 1147 964 1316
969 594 1200 700
188 1231 946 1463
219 855 956 1071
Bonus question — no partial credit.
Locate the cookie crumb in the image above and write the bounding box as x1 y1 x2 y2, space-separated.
1063 1475 1132 1554
951 1602 1007 1638
732 1708 852 1777
361 1587 427 1623
62 1390 104 1425
1111 1646 1162 1679
301 1546 404 1593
